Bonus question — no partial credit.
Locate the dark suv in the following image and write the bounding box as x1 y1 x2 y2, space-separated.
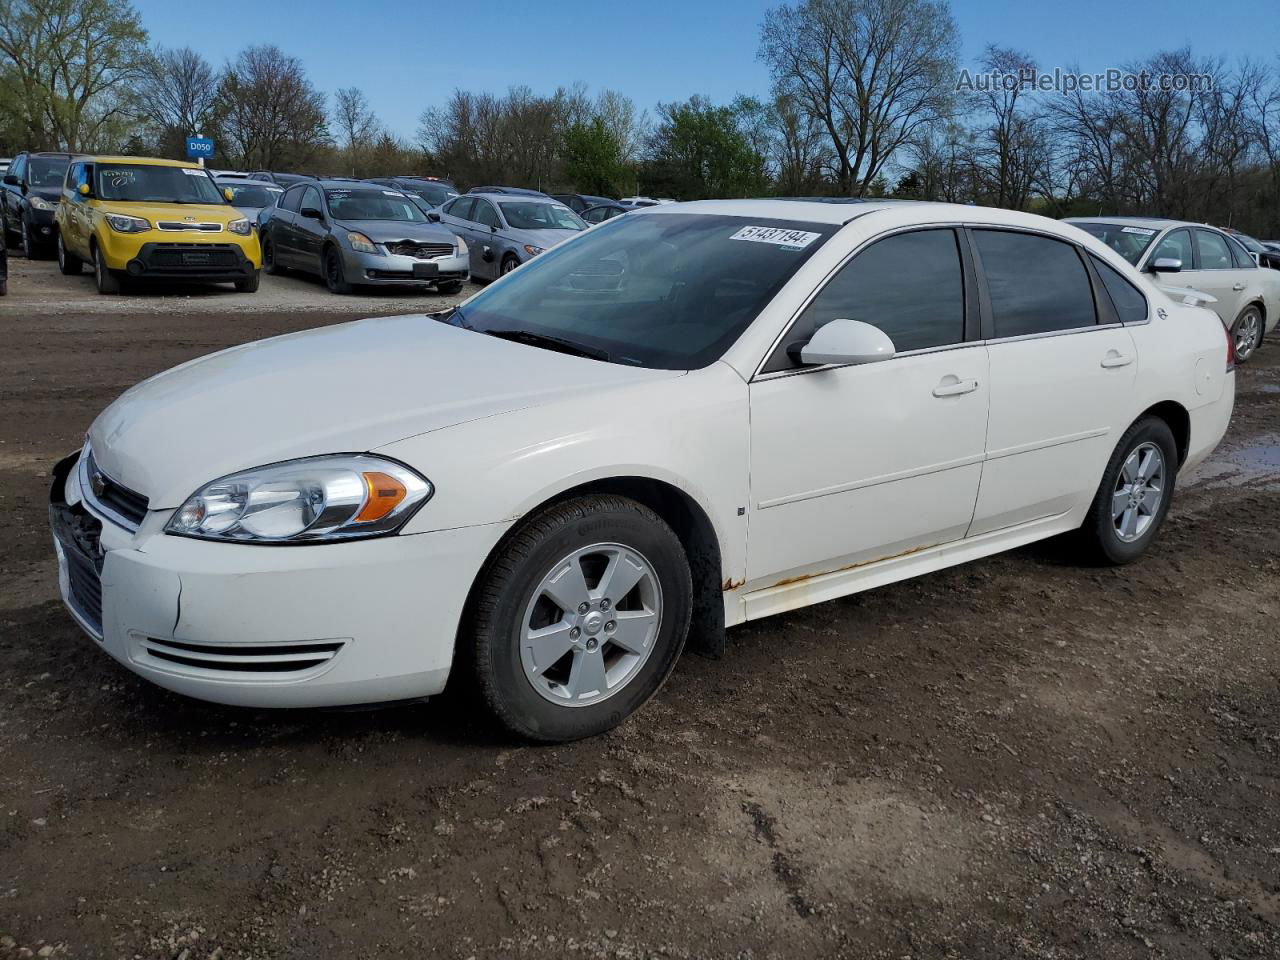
2 151 78 258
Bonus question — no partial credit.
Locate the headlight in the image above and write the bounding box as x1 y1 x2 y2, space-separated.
29 195 55 211
347 232 379 254
165 455 432 544
523 244 544 257
228 218 251 236
456 235 469 255
105 213 150 234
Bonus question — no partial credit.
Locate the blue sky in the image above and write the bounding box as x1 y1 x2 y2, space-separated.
134 0 1278 140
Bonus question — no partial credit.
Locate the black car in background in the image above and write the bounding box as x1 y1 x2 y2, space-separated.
366 176 459 211
550 193 614 215
1227 230 1280 271
247 171 313 187
0 209 8 295
580 202 629 224
2 151 77 258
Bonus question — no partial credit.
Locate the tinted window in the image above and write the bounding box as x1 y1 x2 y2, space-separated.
1150 228 1192 267
473 200 500 229
1195 229 1233 270
28 156 69 188
768 229 965 371
9 155 26 180
1091 256 1148 324
974 230 1096 337
452 214 833 370
280 185 304 212
1225 235 1257 269
446 197 475 221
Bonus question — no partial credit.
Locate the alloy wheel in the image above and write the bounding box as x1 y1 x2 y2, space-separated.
502 257 518 275
519 542 663 707
1112 441 1165 543
1235 308 1261 361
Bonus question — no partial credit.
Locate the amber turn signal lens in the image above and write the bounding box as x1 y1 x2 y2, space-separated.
353 471 407 524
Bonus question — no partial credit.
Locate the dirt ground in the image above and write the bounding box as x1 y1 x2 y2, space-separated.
1 260 1278 959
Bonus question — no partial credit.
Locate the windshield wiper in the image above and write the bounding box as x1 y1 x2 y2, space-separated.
484 329 610 362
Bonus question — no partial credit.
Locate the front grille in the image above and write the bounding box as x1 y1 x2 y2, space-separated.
64 545 103 634
140 637 346 675
147 244 242 269
385 241 455 259
84 450 148 529
157 221 223 232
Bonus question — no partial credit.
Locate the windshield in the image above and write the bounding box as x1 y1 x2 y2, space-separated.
223 184 280 208
326 189 425 222
408 182 457 207
1069 221 1158 265
499 201 585 231
96 164 225 204
448 213 833 369
29 157 70 188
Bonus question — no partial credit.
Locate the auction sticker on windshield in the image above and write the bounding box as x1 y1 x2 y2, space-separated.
730 225 821 249
1121 226 1157 235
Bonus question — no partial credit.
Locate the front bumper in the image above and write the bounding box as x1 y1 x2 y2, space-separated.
97 228 261 276
24 205 57 243
343 249 468 286
49 451 506 708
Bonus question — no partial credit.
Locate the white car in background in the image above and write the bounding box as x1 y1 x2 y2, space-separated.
1068 217 1278 362
51 200 1234 742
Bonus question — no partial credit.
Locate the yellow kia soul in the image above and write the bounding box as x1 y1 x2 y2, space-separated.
54 156 262 294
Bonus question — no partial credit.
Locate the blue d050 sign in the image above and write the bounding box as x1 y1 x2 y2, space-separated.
185 136 214 159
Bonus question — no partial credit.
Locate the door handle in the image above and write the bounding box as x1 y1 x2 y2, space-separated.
932 377 979 397
1101 352 1134 369
1232 283 1247 291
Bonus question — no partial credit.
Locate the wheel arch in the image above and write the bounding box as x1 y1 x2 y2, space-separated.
1137 400 1190 466
458 475 728 663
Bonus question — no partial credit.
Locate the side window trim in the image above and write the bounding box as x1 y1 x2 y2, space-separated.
1087 253 1150 326
964 225 1108 343
755 224 973 378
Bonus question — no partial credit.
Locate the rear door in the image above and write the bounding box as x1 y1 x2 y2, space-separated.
969 228 1138 536
270 185 305 266
1186 228 1250 324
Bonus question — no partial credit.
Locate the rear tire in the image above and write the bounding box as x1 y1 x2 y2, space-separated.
93 244 120 294
57 233 82 275
262 236 284 275
234 270 261 293
1076 416 1179 565
469 495 692 743
1230 305 1263 363
323 246 351 294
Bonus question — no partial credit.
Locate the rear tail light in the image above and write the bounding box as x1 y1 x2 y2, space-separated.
1225 319 1236 372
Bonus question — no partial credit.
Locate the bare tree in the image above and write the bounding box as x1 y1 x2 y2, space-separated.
333 86 379 175
758 0 959 195
135 45 217 153
214 45 329 170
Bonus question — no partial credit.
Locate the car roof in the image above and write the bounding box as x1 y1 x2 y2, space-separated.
467 192 564 205
217 177 280 186
83 155 204 168
1065 216 1195 231
622 197 923 225
23 151 79 159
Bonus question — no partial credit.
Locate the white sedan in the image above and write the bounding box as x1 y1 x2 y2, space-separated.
51 200 1235 742
1067 217 1280 362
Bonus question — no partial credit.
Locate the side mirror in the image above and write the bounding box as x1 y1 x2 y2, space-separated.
792 318 896 367
1149 257 1181 273
223 187 234 202
301 207 323 221
490 223 499 233
77 182 91 197
2 173 17 186
427 211 441 222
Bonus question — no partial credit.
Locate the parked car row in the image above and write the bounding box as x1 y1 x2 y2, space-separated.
1066 216 1280 362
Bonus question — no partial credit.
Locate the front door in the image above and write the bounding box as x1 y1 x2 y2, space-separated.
747 228 990 589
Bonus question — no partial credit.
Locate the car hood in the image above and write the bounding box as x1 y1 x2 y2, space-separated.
506 226 584 249
88 314 676 508
99 201 244 225
27 186 61 203
336 219 458 245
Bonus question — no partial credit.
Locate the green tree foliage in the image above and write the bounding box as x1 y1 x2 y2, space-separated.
563 117 625 195
0 0 148 152
644 95 769 199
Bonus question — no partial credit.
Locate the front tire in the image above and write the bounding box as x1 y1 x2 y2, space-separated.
22 219 40 260
436 279 464 295
93 244 120 294
500 254 519 276
470 495 693 742
1077 416 1178 565
57 233 82 275
323 246 352 294
235 270 261 293
1230 305 1263 363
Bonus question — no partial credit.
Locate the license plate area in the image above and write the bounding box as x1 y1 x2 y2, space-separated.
412 262 439 279
182 251 211 265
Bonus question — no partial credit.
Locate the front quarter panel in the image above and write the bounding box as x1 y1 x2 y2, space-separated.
378 362 751 588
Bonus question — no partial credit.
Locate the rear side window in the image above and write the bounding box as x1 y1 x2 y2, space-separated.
1090 256 1149 324
446 197 475 221
767 228 965 371
1195 229 1233 270
1226 235 1257 269
974 230 1096 338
